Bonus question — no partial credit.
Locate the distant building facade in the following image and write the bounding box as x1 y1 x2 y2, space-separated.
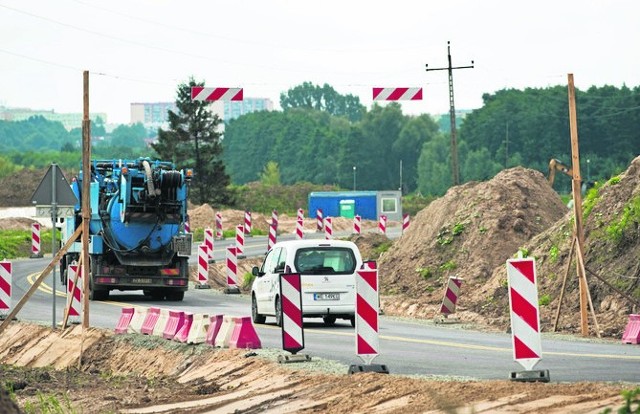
0 106 107 131
223 98 274 121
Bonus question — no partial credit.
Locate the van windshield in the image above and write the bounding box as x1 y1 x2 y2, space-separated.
294 247 356 275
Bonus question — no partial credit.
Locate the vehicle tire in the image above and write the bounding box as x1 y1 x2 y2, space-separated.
165 291 184 301
350 316 356 327
90 287 109 301
252 295 266 324
323 315 337 327
150 290 164 301
275 296 283 327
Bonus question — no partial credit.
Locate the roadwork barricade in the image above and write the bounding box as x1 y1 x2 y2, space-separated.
114 308 135 334
206 314 224 345
163 310 185 340
141 307 161 335
187 313 209 344
214 316 236 348
173 312 193 342
229 316 262 349
622 314 640 344
128 307 147 334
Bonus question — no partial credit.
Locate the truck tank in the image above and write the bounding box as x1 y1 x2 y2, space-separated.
61 158 193 301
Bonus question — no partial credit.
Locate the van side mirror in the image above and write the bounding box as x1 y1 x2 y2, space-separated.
252 266 263 277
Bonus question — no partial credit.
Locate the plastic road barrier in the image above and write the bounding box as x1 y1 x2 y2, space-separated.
197 245 209 287
324 217 333 240
66 263 82 324
355 262 380 365
114 308 135 334
229 316 262 349
440 276 463 316
622 314 640 344
280 273 305 355
353 215 361 235
0 260 12 318
141 307 161 335
163 310 185 340
206 314 224 345
226 246 239 289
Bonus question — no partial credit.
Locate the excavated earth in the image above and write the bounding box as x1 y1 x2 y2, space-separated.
3 161 640 412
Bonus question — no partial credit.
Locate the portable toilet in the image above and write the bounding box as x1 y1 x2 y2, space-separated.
339 199 355 218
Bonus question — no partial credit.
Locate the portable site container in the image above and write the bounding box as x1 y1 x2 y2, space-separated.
308 191 402 221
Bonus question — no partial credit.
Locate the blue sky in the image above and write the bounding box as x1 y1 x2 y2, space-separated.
0 0 638 124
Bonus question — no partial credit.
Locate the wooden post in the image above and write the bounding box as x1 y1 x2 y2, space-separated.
567 73 589 336
82 71 91 328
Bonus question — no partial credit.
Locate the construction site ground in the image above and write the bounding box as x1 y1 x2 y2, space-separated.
3 160 640 412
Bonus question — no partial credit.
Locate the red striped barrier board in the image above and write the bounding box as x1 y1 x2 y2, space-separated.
297 208 304 221
440 276 463 316
114 307 135 334
66 263 82 323
191 87 243 101
206 314 224 345
402 213 410 234
197 245 209 286
31 223 43 258
141 307 161 335
378 215 387 235
272 210 279 231
244 211 252 235
163 310 185 340
267 221 277 252
204 228 214 261
0 260 12 316
373 87 423 101
355 263 380 365
324 217 333 240
316 209 323 232
225 246 240 294
215 212 223 239
235 225 245 257
622 314 640 344
507 258 542 371
229 316 262 349
184 219 190 233
353 215 361 235
280 273 305 355
296 218 304 240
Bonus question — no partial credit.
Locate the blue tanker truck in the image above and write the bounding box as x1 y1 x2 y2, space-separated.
60 158 193 301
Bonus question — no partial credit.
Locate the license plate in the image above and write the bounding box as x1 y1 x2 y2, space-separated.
314 293 339 301
131 278 153 284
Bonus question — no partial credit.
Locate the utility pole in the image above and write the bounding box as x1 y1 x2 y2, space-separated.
425 41 474 186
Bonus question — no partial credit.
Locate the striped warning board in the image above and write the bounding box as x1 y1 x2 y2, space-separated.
507 258 542 370
280 273 304 354
373 87 423 101
0 260 11 314
356 261 379 365
440 276 463 316
191 87 243 101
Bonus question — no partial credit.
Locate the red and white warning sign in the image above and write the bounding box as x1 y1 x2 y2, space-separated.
280 273 305 354
0 260 12 315
356 261 379 365
373 87 423 101
507 258 542 371
191 87 243 101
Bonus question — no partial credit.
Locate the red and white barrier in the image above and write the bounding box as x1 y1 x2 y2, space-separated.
206 314 224 345
353 215 361 235
267 221 277 252
128 307 147 334
114 307 135 334
356 261 380 365
324 217 333 240
191 87 243 101
297 208 304 221
184 219 190 233
271 209 279 231
402 213 410 234
141 307 161 335
373 87 423 101
226 246 239 289
173 312 193 342
280 273 304 354
214 316 236 348
0 260 12 317
440 276 463 316
215 212 223 239
296 218 304 240
507 258 542 371
235 225 245 257
316 209 324 232
622 314 640 344
152 308 170 337
187 313 209 344
244 211 252 236
163 310 185 340
378 215 387 235
229 316 262 349
31 223 43 258
197 244 209 287
66 263 82 324
204 228 214 261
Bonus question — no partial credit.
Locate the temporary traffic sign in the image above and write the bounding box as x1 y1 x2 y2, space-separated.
191 87 243 101
373 87 423 101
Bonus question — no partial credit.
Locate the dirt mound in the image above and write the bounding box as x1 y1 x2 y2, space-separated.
0 167 75 207
0 217 38 231
0 322 630 413
378 167 567 321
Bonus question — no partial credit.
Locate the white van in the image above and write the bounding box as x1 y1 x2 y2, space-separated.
251 239 362 327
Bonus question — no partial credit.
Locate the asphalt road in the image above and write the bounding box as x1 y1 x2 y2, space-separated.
5 228 640 383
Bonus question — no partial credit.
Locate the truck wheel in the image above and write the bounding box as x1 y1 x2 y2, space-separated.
90 288 109 301
323 316 336 327
275 296 283 327
350 316 356 327
252 295 266 324
166 291 184 301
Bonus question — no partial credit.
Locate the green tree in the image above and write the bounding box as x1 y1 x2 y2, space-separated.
260 161 281 186
153 77 231 205
417 132 452 196
110 123 147 148
280 82 365 122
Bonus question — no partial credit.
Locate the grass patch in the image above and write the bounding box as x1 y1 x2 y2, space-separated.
0 229 59 259
605 195 640 243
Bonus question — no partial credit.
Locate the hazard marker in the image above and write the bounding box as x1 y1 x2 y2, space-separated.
373 87 423 101
507 257 550 382
378 215 387 235
435 276 463 324
316 209 323 232
244 211 252 237
267 221 277 252
184 219 190 233
66 263 82 325
215 212 224 239
296 218 304 240
191 86 243 101
30 223 43 258
272 209 279 231
350 261 388 374
204 228 215 263
235 225 246 258
402 213 410 234
195 244 211 289
224 246 240 294
353 215 361 235
324 217 333 240
278 273 311 363
0 260 12 319
297 208 304 221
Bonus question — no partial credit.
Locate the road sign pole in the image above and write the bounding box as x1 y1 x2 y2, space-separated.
51 163 57 329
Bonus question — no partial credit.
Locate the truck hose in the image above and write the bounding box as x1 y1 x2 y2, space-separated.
142 160 156 199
